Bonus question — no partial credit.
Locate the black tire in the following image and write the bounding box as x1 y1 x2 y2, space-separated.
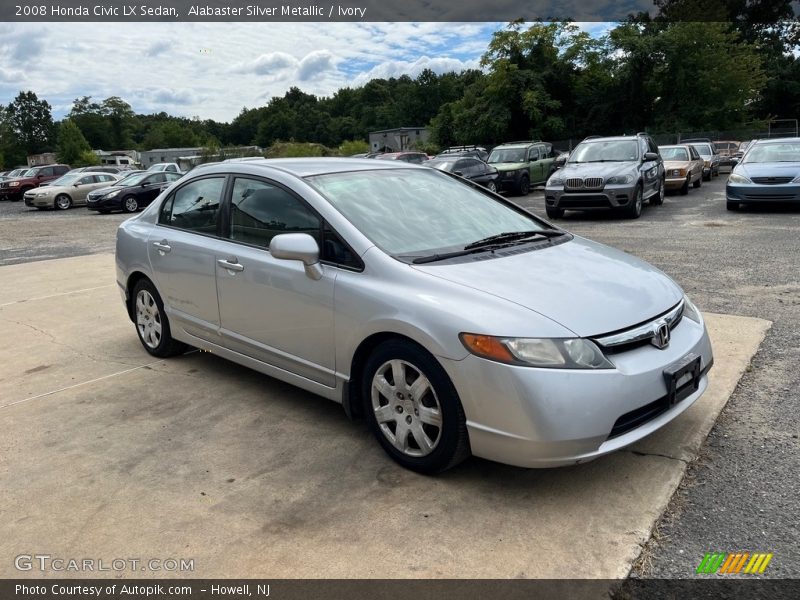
680 176 690 196
625 184 644 219
122 195 139 213
726 201 740 211
693 176 702 189
651 178 665 205
516 174 530 196
703 170 711 182
54 194 72 210
131 279 188 358
546 205 564 219
362 339 470 474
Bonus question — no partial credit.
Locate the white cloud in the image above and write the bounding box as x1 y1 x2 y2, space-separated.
0 22 499 121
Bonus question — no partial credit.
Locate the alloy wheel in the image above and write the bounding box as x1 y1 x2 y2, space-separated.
136 289 162 349
371 359 442 457
124 196 138 212
487 181 497 193
55 195 71 210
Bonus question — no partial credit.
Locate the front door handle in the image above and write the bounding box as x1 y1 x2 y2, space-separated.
153 240 171 253
217 258 244 272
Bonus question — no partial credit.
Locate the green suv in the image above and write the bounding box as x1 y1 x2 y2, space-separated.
487 141 556 195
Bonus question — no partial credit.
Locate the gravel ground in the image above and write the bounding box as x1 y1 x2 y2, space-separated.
1 172 797 578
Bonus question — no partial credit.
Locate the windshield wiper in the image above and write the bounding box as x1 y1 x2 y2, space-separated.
463 229 565 250
411 230 566 264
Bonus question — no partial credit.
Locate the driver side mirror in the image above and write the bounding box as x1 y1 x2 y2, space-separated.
269 233 323 280
644 152 659 161
453 170 463 176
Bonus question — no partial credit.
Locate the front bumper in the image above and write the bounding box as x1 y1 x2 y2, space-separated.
87 195 122 210
726 183 800 204
24 193 54 207
0 188 23 200
545 184 636 211
441 315 713 468
664 176 688 189
496 170 524 191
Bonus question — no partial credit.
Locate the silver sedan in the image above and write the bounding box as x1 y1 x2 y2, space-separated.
115 159 713 473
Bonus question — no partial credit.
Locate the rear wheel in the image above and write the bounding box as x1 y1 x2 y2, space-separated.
693 176 702 188
131 279 188 358
703 170 711 182
123 195 139 213
726 201 740 211
363 339 470 473
54 194 72 210
546 205 564 219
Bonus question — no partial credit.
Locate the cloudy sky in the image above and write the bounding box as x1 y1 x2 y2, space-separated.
0 22 611 123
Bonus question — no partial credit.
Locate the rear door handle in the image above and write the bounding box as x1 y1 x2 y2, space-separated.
153 240 171 253
217 258 244 272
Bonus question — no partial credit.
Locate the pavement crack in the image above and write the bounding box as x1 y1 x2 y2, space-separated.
0 316 141 368
626 449 689 465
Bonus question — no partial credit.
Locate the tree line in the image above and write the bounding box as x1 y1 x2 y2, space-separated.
1 7 797 168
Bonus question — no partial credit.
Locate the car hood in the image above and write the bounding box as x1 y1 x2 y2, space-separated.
412 237 682 337
558 161 638 179
663 160 691 169
491 161 528 172
736 162 800 180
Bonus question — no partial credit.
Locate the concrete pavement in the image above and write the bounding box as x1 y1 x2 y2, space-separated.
0 253 770 579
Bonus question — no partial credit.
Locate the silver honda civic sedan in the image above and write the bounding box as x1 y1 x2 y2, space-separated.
115 158 713 473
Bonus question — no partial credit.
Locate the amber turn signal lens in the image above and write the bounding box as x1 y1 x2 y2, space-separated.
459 333 516 363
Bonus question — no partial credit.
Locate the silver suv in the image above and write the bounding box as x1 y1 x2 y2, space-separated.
545 134 665 219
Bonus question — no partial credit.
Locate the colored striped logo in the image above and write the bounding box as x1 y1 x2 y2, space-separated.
696 552 774 574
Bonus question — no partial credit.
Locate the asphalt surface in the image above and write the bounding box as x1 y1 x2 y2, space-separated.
0 172 797 579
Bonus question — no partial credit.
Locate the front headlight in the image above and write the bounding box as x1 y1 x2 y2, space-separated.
682 295 702 324
606 174 634 185
548 176 564 186
9 181 20 187
104 189 121 198
460 333 614 369
728 173 751 184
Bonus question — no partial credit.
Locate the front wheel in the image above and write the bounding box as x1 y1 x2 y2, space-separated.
123 195 139 213
486 181 497 193
55 194 72 210
131 279 188 358
652 178 665 205
625 184 643 219
516 174 530 196
363 339 470 473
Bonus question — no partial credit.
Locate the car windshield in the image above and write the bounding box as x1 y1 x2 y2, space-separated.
569 140 639 163
742 143 800 163
660 147 689 161
23 169 38 176
307 168 545 257
49 174 82 186
117 173 148 186
488 148 527 164
691 144 713 157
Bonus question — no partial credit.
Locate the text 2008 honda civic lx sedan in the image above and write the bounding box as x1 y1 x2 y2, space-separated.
116 158 713 473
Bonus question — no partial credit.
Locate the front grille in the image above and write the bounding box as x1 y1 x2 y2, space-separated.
750 177 793 185
743 193 796 200
565 177 604 190
559 195 610 208
592 301 684 353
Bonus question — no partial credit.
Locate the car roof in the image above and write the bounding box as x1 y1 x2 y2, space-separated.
191 157 421 178
582 136 641 143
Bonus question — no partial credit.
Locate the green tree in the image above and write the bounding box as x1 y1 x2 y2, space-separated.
56 120 97 166
4 91 55 155
100 97 135 148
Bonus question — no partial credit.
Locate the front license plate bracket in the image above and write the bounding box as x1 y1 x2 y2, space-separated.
663 352 702 407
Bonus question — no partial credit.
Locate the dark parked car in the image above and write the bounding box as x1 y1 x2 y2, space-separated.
436 145 490 162
86 171 182 213
426 156 500 192
374 152 429 164
0 164 71 201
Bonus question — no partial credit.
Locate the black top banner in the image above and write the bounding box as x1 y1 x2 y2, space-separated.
1 0 799 22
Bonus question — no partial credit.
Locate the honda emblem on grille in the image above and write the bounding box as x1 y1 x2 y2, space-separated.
651 321 670 349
